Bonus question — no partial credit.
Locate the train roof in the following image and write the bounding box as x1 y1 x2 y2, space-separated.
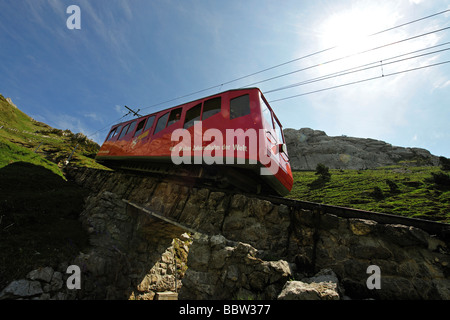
111 87 265 128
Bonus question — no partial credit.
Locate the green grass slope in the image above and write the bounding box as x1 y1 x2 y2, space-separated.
288 165 450 223
0 94 106 174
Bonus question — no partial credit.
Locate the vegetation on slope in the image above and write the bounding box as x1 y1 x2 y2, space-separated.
288 163 450 223
0 94 106 174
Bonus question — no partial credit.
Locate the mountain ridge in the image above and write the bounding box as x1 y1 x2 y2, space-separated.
284 127 440 170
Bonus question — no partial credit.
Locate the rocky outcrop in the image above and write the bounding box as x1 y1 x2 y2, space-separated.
277 269 341 300
0 266 73 300
284 128 439 170
2 167 449 300
180 233 293 300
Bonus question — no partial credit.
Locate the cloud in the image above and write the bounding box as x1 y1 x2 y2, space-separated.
48 113 89 136
115 105 124 114
434 79 450 89
84 112 101 122
73 0 139 72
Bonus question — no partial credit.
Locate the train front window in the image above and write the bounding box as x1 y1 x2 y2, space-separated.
273 117 284 144
202 97 221 120
260 95 274 130
230 94 250 119
184 103 201 129
154 112 169 134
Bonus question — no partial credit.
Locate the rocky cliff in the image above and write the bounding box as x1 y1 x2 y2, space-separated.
284 128 439 170
3 167 449 300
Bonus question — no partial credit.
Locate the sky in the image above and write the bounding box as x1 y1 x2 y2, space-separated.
0 0 449 157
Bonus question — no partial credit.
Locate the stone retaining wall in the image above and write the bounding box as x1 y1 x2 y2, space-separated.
2 167 449 299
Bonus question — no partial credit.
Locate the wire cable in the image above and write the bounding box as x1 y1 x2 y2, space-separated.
139 9 450 112
264 42 450 94
85 112 131 139
268 60 450 103
85 9 450 140
243 26 450 88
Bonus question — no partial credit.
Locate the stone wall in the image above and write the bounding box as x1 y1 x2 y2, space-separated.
3 166 449 299
72 191 190 299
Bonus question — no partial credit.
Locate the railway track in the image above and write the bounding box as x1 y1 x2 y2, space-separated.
134 168 450 240
66 165 450 240
245 192 450 240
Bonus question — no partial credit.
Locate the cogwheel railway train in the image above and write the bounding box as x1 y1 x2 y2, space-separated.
95 88 293 196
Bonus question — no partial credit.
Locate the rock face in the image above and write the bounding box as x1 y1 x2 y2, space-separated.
180 233 293 300
277 269 341 300
284 128 439 170
0 267 70 300
2 167 450 300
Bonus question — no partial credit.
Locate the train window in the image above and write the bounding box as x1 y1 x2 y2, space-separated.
126 121 137 135
106 127 118 141
133 119 146 137
167 107 183 127
154 112 169 134
184 103 202 129
230 94 250 119
118 123 130 140
260 96 274 129
273 117 284 143
144 116 155 132
202 97 221 120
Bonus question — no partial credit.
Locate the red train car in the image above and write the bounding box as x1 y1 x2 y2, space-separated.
96 88 293 196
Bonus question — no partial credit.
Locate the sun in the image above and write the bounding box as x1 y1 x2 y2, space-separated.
319 6 399 56
315 5 403 78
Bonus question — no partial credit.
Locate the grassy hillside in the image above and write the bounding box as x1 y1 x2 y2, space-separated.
288 165 450 223
0 94 105 175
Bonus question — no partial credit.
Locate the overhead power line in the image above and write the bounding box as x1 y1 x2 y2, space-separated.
264 42 450 94
243 26 450 88
268 60 450 103
86 112 131 139
86 9 450 140
139 8 450 112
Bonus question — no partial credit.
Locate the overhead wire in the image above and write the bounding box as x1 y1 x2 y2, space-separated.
268 60 450 103
264 42 450 94
138 8 450 112
85 111 132 139
85 9 450 140
243 26 450 88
